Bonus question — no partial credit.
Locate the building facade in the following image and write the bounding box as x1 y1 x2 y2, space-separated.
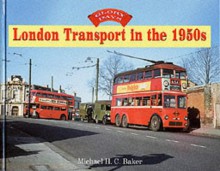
0 75 82 118
187 83 220 128
0 75 28 116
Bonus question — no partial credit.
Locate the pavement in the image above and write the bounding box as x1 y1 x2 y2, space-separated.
189 126 220 138
0 121 92 171
1 121 220 171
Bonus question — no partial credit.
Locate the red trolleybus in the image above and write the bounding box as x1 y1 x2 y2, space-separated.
24 86 77 120
111 62 188 131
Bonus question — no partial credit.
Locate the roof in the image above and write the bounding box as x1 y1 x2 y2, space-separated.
115 62 186 78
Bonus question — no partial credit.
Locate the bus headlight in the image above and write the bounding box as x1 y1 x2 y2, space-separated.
182 83 187 89
184 116 188 120
163 80 169 87
164 115 169 120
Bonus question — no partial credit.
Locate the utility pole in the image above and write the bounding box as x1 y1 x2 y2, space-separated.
92 87 94 103
95 58 99 102
28 58 32 118
51 76 53 92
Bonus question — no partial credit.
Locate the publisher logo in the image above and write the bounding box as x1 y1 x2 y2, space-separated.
88 8 132 27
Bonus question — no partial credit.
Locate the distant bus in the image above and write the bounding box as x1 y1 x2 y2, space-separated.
111 62 188 131
24 88 80 120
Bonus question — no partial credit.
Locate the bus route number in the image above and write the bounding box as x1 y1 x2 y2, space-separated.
172 28 207 41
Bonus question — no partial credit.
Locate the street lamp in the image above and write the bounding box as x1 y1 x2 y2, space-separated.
85 57 99 102
12 52 33 118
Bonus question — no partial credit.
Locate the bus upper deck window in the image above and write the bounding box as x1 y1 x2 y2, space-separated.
137 72 143 80
153 69 161 78
54 95 58 99
176 71 186 79
144 71 152 79
124 75 130 83
114 77 123 84
114 77 119 84
42 93 47 97
36 92 41 96
48 94 54 98
163 69 174 78
118 77 124 83
130 74 136 82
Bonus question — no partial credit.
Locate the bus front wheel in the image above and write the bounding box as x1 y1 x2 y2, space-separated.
115 114 121 127
150 115 161 131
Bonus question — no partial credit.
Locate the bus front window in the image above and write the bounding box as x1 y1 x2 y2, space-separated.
164 95 176 108
178 96 186 108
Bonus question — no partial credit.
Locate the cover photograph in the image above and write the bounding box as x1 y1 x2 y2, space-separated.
0 0 220 171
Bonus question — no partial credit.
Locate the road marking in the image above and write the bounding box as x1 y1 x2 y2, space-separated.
191 144 207 148
95 126 100 129
117 130 124 133
145 135 157 139
131 133 139 135
105 128 112 131
166 139 179 143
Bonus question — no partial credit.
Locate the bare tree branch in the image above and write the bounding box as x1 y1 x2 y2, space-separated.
181 47 220 85
89 55 133 99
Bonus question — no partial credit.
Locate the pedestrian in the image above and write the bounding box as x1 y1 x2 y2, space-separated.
87 105 93 122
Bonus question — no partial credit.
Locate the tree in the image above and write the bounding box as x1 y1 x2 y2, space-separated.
181 47 220 85
100 55 134 98
88 55 133 99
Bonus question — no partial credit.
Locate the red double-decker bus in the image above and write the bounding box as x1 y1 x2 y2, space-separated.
111 61 188 131
24 85 80 120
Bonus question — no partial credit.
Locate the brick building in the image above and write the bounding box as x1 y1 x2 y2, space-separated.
187 83 220 128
